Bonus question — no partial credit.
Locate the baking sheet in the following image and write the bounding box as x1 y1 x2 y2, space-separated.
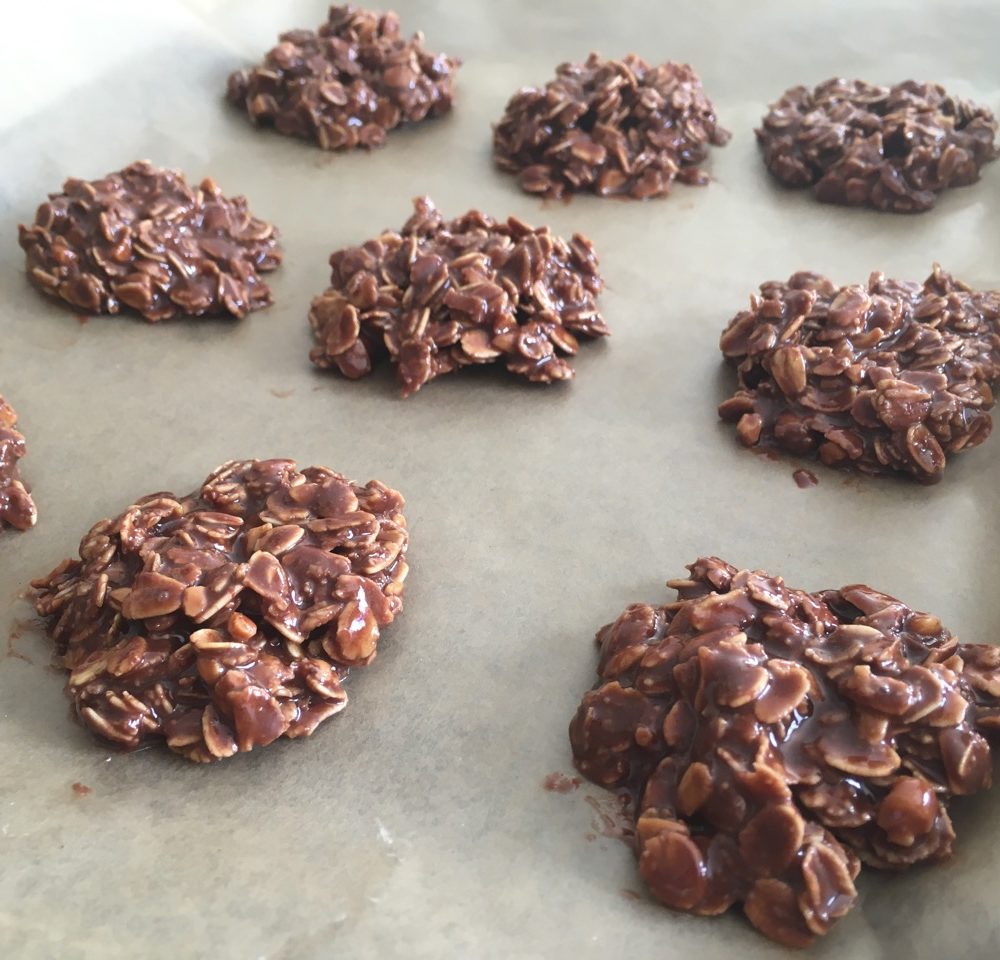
2 1 999 957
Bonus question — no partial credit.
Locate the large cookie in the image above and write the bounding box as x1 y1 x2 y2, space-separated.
570 558 1000 946
33 459 409 763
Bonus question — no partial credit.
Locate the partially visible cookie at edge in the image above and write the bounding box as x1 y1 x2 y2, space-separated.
493 52 729 200
18 161 281 322
309 196 608 396
0 396 37 532
227 4 460 151
757 78 999 212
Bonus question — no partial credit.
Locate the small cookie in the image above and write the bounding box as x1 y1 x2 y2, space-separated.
19 161 280 322
0 396 36 532
309 196 607 396
718 266 1000 482
227 4 460 151
570 557 1000 947
757 79 999 212
32 459 409 763
493 53 729 199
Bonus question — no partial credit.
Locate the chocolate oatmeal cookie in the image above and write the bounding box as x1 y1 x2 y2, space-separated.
718 266 1000 482
309 197 607 395
570 558 1000 946
18 161 280 322
33 459 409 763
494 53 729 199
757 79 998 212
227 4 459 151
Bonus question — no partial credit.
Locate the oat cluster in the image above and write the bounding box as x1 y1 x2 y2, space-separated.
718 266 1000 482
309 197 608 396
18 161 281 322
757 79 999 212
570 557 1000 947
0 396 36 532
227 4 460 151
32 459 409 763
493 53 730 200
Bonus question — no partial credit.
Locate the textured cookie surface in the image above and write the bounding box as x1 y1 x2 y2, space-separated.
757 79 998 212
570 558 1000 946
33 459 409 763
309 197 607 396
18 161 280 322
227 4 459 151
493 53 729 199
718 266 1000 482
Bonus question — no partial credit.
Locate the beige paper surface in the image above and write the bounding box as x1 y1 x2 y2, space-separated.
1 1 998 957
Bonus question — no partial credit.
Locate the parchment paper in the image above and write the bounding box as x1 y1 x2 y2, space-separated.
1 2 999 958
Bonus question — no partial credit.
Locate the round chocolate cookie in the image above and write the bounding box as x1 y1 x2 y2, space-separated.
309 197 607 396
18 161 281 322
32 459 409 763
718 265 1000 483
570 558 1000 947
227 5 460 151
757 78 999 212
493 53 729 200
